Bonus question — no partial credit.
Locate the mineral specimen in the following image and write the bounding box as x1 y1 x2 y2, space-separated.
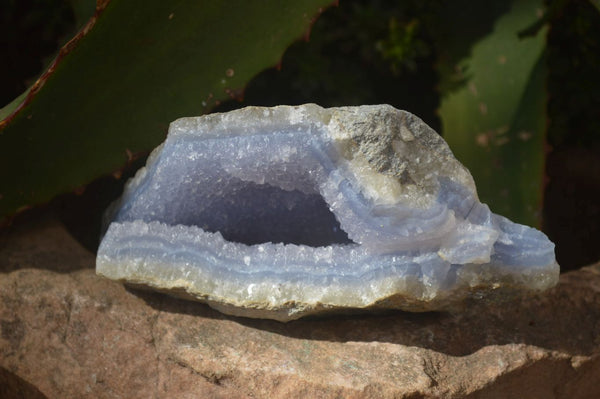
96 104 559 321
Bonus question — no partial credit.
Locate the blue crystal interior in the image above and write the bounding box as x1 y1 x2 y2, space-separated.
106 126 556 277
97 105 559 319
112 134 354 247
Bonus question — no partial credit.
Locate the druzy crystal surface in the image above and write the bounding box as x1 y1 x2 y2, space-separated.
96 104 559 321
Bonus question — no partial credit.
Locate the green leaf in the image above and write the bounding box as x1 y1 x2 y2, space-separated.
0 89 30 123
0 0 331 218
436 0 547 227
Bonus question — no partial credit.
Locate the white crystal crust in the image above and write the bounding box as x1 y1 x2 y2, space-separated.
96 104 559 321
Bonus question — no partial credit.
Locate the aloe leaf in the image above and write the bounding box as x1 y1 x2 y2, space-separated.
0 89 30 123
436 0 547 227
0 0 331 218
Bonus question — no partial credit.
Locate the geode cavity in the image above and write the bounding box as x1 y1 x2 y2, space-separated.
96 104 559 321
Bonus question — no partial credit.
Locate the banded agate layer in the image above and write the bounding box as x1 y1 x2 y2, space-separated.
96 104 559 321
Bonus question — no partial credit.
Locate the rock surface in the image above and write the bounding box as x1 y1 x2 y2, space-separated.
1 215 599 398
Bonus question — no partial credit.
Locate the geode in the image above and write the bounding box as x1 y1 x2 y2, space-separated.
96 104 559 321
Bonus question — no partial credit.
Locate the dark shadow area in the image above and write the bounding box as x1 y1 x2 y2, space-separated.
0 156 145 274
0 211 94 274
544 145 600 270
213 0 445 133
0 367 48 399
543 0 600 271
0 0 74 106
55 157 148 253
132 270 600 358
432 0 511 94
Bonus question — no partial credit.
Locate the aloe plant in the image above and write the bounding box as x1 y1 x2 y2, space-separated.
436 0 547 227
0 0 333 219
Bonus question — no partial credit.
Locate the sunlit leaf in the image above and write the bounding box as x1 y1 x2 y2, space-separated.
437 0 547 227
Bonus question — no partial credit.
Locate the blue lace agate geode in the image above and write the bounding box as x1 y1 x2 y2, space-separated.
96 104 559 321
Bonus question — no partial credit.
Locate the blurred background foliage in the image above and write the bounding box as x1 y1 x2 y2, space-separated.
1 0 599 270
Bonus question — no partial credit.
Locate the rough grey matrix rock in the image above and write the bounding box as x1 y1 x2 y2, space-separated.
96 104 559 321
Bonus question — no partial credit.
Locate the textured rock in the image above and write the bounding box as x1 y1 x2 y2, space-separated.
1 216 599 398
97 104 558 321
